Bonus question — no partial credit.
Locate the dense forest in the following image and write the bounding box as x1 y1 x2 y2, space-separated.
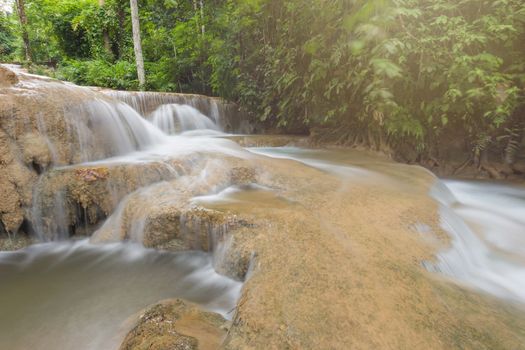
1 0 524 168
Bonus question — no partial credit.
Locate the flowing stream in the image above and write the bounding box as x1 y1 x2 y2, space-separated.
430 180 525 303
0 241 241 350
1 75 525 349
0 93 242 350
250 147 525 305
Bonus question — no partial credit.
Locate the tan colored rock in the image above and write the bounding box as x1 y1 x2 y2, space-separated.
0 128 36 233
228 167 256 185
19 133 52 170
226 134 308 148
0 66 18 87
120 299 227 350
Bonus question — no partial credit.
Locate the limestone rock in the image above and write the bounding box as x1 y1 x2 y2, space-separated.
120 299 227 350
0 66 18 87
20 133 52 171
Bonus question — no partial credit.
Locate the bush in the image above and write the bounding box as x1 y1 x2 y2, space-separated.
55 59 138 90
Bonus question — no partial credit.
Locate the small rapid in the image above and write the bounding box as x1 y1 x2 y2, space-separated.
0 241 241 350
0 68 245 350
430 180 525 303
150 104 220 134
250 147 525 305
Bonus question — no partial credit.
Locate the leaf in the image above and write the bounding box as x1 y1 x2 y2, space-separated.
370 58 402 78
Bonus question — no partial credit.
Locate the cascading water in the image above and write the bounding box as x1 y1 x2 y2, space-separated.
0 76 245 349
150 103 220 134
0 241 242 350
429 180 525 303
65 98 168 162
102 90 224 127
251 147 525 305
4 65 525 349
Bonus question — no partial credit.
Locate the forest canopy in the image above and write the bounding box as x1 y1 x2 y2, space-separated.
1 0 524 164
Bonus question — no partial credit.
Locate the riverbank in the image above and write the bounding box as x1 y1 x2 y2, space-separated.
229 133 525 183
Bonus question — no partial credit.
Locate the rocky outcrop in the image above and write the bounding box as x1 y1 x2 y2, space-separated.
0 65 18 87
0 65 105 235
120 299 227 350
0 65 250 238
0 128 36 233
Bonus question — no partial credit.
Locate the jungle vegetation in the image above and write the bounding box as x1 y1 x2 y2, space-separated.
1 0 524 166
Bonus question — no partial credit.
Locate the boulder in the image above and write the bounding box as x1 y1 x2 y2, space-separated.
120 299 227 350
0 66 18 87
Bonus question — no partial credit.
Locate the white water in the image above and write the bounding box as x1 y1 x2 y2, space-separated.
102 90 223 124
6 67 525 349
430 180 525 303
1 81 247 349
65 98 168 162
150 103 220 134
0 241 242 350
250 147 525 305
248 147 379 179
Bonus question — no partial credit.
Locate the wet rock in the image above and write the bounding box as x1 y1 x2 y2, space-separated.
0 129 36 233
213 229 254 281
228 167 256 185
0 66 107 235
226 135 308 148
0 66 18 87
19 133 52 172
33 160 185 239
0 234 34 251
120 299 227 350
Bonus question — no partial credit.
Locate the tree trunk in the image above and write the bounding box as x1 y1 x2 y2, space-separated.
99 0 112 57
193 0 199 33
115 0 126 59
15 0 31 62
130 0 145 89
199 0 205 35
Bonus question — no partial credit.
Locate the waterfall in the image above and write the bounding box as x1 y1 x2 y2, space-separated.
429 180 525 303
102 90 223 120
1 66 248 350
65 98 168 162
101 90 250 133
150 103 220 134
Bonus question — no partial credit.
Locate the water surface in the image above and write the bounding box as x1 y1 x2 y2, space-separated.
0 240 241 350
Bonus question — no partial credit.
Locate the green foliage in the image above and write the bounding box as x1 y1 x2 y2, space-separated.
55 59 138 89
214 0 525 153
3 0 524 159
0 11 17 60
